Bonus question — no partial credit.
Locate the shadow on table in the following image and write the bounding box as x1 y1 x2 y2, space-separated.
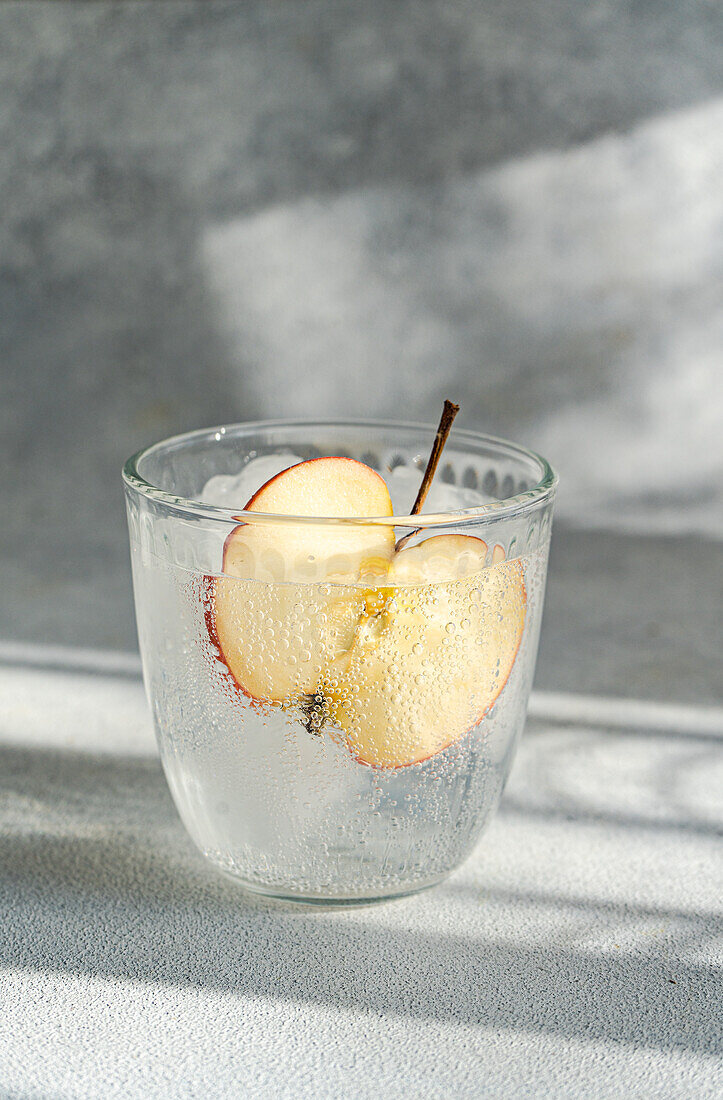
0 742 720 1056
506 716 723 841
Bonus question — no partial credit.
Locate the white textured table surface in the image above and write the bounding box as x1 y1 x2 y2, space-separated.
1 649 721 1099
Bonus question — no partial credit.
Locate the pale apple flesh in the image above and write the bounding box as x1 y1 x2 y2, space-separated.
323 534 526 768
207 457 395 703
206 457 526 769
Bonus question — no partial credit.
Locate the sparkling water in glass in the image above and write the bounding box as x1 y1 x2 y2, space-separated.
124 421 556 904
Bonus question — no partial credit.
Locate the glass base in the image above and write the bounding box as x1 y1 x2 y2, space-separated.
215 865 451 907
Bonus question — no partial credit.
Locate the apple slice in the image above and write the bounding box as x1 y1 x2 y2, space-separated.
388 533 489 584
324 534 526 768
207 457 395 702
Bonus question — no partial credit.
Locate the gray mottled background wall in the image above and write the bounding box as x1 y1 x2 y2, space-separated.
1 1 722 702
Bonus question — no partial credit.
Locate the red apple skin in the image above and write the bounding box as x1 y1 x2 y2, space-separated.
203 573 264 708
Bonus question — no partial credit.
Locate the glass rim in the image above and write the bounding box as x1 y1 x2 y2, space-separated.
122 417 557 528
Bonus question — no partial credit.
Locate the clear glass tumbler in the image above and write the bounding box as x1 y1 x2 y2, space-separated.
123 420 556 904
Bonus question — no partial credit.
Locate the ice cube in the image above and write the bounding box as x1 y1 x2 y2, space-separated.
201 451 491 517
387 465 488 515
201 454 305 508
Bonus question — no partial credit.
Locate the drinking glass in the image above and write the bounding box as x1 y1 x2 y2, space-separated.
123 420 556 904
